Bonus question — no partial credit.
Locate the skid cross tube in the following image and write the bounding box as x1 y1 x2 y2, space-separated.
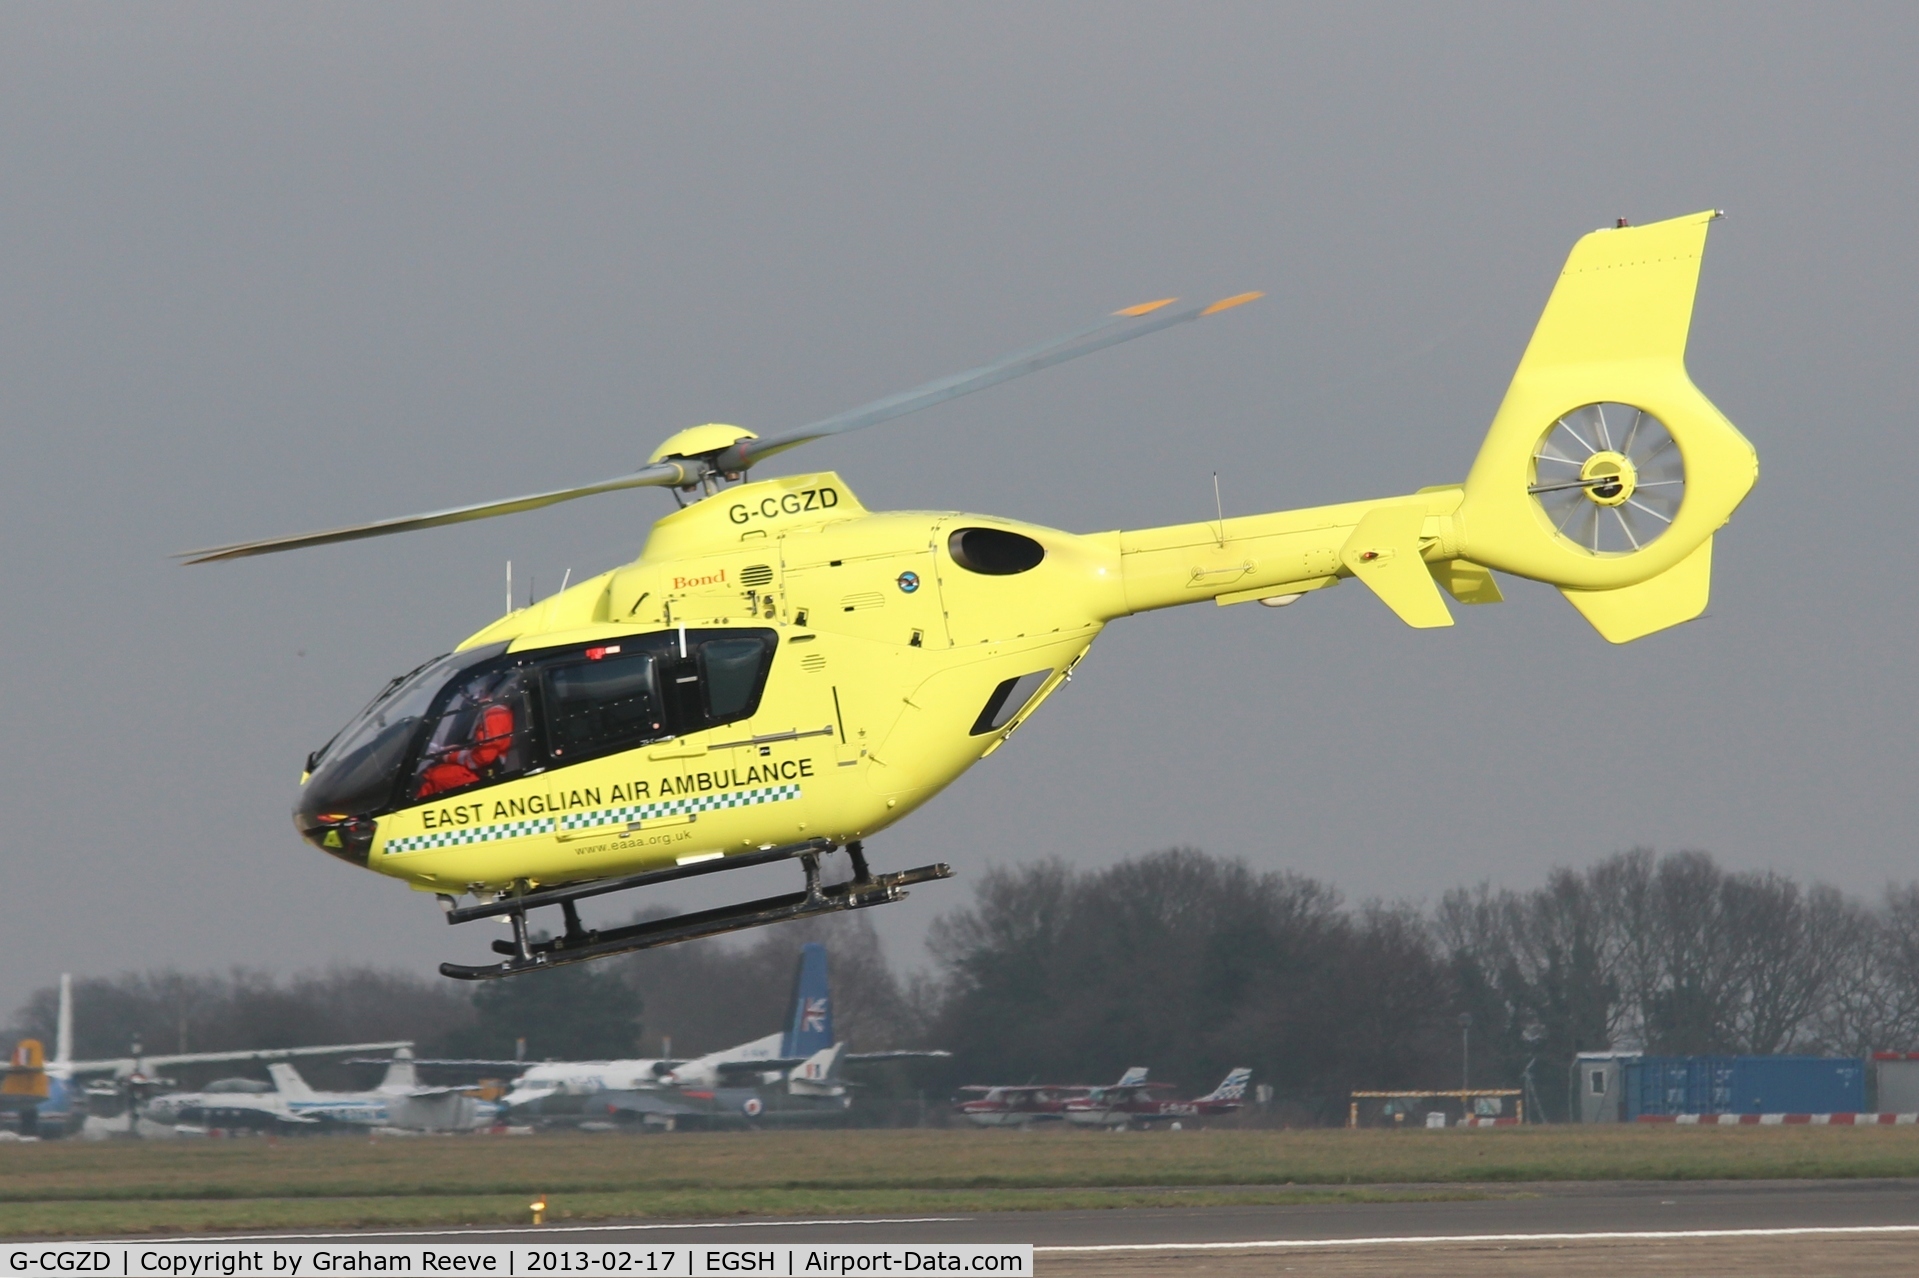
440 838 834 926
440 861 951 980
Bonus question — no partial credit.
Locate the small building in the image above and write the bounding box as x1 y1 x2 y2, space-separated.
1873 1053 1919 1112
1573 1052 1865 1120
1572 1051 1639 1123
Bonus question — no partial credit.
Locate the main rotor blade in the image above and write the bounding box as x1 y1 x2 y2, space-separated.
179 291 1260 564
720 291 1263 470
176 460 693 563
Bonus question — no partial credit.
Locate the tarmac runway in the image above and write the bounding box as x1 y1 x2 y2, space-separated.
153 1179 1919 1276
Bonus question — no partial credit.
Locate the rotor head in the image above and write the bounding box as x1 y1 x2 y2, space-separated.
649 424 759 469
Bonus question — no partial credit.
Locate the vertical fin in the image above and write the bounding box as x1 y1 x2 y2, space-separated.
1457 211 1755 596
380 1047 418 1092
788 1043 847 1095
267 1062 315 1099
55 974 72 1067
782 943 834 1058
1204 1068 1252 1102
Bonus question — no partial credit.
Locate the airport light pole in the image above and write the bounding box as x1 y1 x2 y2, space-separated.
1458 1013 1472 1092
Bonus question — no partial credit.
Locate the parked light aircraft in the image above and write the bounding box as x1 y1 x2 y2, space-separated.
1 975 411 1138
140 1050 500 1133
592 1040 855 1129
954 1067 1149 1128
1062 1067 1253 1128
499 942 944 1121
181 213 1757 981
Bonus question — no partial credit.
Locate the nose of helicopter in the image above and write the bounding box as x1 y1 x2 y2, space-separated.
294 803 376 867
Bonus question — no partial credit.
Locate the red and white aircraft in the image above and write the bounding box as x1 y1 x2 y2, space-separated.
954 1067 1147 1128
1062 1068 1252 1129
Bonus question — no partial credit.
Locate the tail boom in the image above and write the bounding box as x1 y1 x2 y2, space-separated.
1109 210 1755 643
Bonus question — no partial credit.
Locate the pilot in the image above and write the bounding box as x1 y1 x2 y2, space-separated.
416 701 516 798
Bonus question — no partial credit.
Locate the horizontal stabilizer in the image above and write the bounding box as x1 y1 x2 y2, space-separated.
1340 506 1454 628
1560 535 1713 643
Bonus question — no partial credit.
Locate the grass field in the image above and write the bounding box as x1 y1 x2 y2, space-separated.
6 1125 1919 1237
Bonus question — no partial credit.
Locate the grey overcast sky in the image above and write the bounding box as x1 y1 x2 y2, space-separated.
2 3 1915 1014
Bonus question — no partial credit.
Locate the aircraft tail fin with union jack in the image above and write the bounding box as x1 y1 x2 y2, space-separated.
781 942 834 1058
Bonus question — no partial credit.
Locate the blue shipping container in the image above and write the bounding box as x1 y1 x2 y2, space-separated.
1623 1056 1865 1118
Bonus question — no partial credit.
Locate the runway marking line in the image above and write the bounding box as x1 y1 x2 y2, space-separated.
104 1221 1919 1251
1039 1224 1919 1253
141 1218 969 1244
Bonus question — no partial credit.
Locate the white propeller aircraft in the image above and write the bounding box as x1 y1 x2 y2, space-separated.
141 1049 501 1133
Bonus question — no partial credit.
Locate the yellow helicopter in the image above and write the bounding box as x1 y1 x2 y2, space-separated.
186 210 1755 979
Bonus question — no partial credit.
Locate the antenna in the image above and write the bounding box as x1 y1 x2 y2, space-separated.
559 568 571 594
1213 472 1225 548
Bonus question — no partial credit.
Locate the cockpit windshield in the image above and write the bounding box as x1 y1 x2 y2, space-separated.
300 643 508 823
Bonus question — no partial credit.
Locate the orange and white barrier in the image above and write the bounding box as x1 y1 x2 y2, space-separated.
1636 1112 1919 1125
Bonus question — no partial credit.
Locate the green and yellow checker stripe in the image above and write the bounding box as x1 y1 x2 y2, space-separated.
382 783 804 855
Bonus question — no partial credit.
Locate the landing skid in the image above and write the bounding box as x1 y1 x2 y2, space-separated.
437 841 951 980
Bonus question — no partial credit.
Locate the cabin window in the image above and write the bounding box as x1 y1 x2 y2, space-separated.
1590 1069 1608 1096
542 650 667 762
702 637 773 720
534 629 776 767
970 670 1051 735
410 665 534 800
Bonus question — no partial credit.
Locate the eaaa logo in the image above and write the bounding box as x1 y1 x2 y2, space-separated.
802 997 829 1033
897 571 920 594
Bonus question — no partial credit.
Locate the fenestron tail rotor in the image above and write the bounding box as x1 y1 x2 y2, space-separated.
1527 402 1687 556
177 291 1261 564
